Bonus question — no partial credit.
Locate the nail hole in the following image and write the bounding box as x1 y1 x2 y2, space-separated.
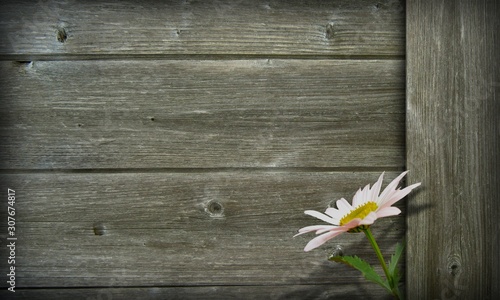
150 117 155 121
326 23 335 39
77 123 83 127
93 222 106 236
57 28 67 43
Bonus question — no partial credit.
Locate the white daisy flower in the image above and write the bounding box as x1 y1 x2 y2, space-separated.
296 171 421 252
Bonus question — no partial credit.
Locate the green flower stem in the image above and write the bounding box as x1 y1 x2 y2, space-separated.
363 227 401 300
363 228 391 281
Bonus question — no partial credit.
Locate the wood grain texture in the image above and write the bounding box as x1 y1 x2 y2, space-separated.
0 285 395 300
0 59 405 169
0 0 408 298
0 0 404 58
0 172 406 292
406 0 500 299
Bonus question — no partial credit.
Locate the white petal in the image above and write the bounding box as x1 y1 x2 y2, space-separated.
294 225 337 237
370 172 385 201
325 207 342 220
362 183 371 200
304 228 347 252
336 198 352 212
359 212 378 225
304 210 336 224
379 182 421 209
378 171 408 204
376 207 401 218
352 188 363 206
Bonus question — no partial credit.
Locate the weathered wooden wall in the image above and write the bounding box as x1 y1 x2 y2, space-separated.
407 0 500 299
0 1 407 299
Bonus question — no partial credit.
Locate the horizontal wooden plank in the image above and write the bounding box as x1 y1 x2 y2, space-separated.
0 172 407 288
0 285 396 300
0 0 404 58
0 59 405 169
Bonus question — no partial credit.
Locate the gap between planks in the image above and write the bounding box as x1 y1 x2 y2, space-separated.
0 166 404 174
0 54 406 62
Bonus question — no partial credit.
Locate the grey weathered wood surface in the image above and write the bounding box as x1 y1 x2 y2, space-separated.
6 285 394 300
0 0 409 299
406 0 500 299
0 172 404 288
0 59 404 169
0 0 404 58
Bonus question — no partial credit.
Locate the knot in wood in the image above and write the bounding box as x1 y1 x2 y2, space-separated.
206 200 224 218
447 254 462 276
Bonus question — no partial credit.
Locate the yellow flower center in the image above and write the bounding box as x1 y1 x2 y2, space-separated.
340 201 378 226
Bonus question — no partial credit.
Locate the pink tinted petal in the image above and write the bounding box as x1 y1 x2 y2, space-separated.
376 206 401 218
379 182 421 209
294 225 336 236
379 192 408 209
342 218 363 230
378 191 402 208
359 212 377 225
304 229 347 252
378 171 408 203
380 189 398 205
316 226 338 235
336 198 352 212
304 210 336 224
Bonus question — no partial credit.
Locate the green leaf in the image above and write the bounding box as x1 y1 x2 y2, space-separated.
388 242 404 299
329 255 391 293
388 241 404 277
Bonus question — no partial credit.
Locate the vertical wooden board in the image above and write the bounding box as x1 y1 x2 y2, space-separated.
0 0 405 57
406 0 500 299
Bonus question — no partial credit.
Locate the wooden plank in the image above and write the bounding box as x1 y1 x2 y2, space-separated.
0 59 405 169
406 0 500 299
0 171 406 290
0 0 404 58
0 285 396 300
